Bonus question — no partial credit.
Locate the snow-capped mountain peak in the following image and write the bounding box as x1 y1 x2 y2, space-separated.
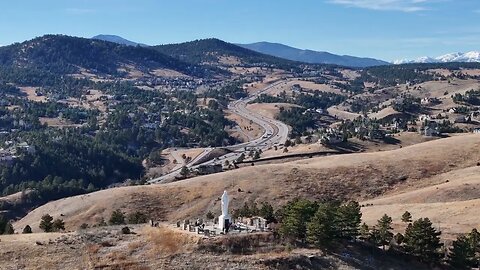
394 51 480 64
464 51 480 59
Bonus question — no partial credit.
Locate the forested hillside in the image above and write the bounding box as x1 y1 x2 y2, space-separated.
362 62 480 87
154 38 303 70
0 35 210 77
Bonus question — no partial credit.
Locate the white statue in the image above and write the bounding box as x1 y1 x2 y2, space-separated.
221 190 229 216
218 190 231 232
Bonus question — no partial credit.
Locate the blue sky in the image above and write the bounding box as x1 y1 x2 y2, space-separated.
0 0 479 61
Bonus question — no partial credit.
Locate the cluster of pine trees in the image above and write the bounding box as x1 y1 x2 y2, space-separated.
0 217 15 235
277 199 361 248
452 89 480 106
276 199 480 268
232 201 275 223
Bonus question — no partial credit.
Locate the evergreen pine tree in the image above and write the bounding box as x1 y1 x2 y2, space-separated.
369 226 381 246
22 225 32 234
394 232 405 246
448 234 476 269
4 222 14 234
180 166 189 177
404 218 443 264
306 203 337 249
206 211 215 220
127 211 148 224
0 217 6 235
52 219 65 231
279 199 318 243
376 214 393 250
468 228 480 268
401 211 412 223
336 201 362 240
39 214 54 232
109 209 126 225
259 202 275 223
250 202 259 216
359 222 370 241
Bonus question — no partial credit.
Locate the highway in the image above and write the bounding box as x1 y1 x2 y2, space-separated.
148 81 290 184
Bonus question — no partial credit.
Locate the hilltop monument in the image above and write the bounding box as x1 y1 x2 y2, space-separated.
218 190 231 232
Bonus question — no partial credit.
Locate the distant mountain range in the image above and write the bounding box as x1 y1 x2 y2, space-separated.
4 34 478 74
91 35 389 67
237 42 390 68
394 51 480 64
92 34 148 47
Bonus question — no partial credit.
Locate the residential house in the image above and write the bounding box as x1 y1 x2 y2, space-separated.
449 108 458 113
418 114 431 122
320 128 344 145
454 115 471 123
0 148 16 165
423 126 439 137
291 84 302 93
16 142 36 154
421 97 440 105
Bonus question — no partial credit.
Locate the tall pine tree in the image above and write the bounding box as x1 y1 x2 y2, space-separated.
336 201 362 240
3 222 14 235
279 199 318 243
468 228 480 268
39 214 54 232
448 234 476 269
401 211 412 223
375 214 393 250
306 203 337 249
404 218 443 264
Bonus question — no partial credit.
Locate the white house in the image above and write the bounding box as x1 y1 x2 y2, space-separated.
418 114 431 122
421 98 431 105
449 108 457 113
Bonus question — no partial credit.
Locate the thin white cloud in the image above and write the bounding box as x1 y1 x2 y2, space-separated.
328 0 436 12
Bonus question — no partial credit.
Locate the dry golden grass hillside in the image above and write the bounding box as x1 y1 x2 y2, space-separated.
15 134 480 236
361 165 480 239
246 103 301 119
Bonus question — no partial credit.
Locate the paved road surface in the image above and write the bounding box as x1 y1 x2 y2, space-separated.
148 81 290 184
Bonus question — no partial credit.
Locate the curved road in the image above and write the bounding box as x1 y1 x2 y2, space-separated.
148 81 290 184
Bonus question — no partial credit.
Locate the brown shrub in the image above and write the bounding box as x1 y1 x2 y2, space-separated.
86 244 101 254
83 244 102 268
106 251 127 262
128 241 144 255
100 241 114 247
144 226 199 256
